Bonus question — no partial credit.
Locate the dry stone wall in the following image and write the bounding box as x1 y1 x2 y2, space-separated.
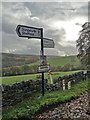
2 71 87 107
2 79 48 107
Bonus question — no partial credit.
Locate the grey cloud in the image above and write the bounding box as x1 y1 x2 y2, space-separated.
68 2 88 20
2 2 87 56
24 2 88 21
24 2 73 21
2 32 41 55
2 16 16 34
44 28 66 41
13 46 40 55
44 27 76 56
44 49 59 56
2 0 89 3
2 2 45 34
75 23 83 26
56 44 77 55
88 2 90 20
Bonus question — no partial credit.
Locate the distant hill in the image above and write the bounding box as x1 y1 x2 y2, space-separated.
29 55 81 67
2 53 81 68
47 56 80 67
2 53 39 68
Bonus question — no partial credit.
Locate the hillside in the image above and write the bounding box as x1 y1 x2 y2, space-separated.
1 53 81 77
2 53 39 68
29 55 81 67
2 53 81 68
47 55 80 67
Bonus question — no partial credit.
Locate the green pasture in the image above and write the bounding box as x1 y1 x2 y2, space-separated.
29 55 80 67
48 56 80 67
2 70 80 85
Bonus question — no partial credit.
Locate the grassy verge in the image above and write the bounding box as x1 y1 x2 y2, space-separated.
2 70 80 85
2 79 89 120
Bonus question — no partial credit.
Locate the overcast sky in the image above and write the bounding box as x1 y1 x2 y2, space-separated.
1 0 89 56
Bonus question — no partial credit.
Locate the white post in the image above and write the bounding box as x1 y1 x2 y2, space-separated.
62 80 65 90
50 74 53 84
68 81 71 90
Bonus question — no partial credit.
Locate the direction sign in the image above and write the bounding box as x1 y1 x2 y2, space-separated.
38 64 50 72
16 25 41 38
43 38 54 48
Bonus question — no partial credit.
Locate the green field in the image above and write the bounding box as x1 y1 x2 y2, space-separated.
2 79 89 120
48 56 80 67
2 70 80 85
29 55 80 67
3 53 80 68
2 54 81 85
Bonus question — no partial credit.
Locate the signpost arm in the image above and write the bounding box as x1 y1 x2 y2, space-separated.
41 28 44 96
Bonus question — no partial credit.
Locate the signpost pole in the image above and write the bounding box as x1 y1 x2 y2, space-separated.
16 24 55 96
41 28 44 96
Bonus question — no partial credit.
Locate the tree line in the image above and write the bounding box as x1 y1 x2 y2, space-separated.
1 64 83 77
2 53 39 67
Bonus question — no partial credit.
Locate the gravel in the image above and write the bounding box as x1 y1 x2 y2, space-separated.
36 91 90 119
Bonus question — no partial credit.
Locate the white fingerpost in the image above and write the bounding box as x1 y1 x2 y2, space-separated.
50 74 53 84
62 79 65 90
68 81 71 90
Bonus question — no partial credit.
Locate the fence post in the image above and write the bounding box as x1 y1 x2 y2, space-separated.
62 79 65 90
68 81 71 90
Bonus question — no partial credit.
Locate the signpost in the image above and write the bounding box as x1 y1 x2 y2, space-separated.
38 64 50 72
39 55 49 74
41 28 44 96
16 24 55 96
43 38 54 48
16 25 41 38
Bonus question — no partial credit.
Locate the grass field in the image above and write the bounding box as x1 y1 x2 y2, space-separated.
2 70 80 85
2 79 89 120
28 55 80 67
48 56 80 67
3 53 81 68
